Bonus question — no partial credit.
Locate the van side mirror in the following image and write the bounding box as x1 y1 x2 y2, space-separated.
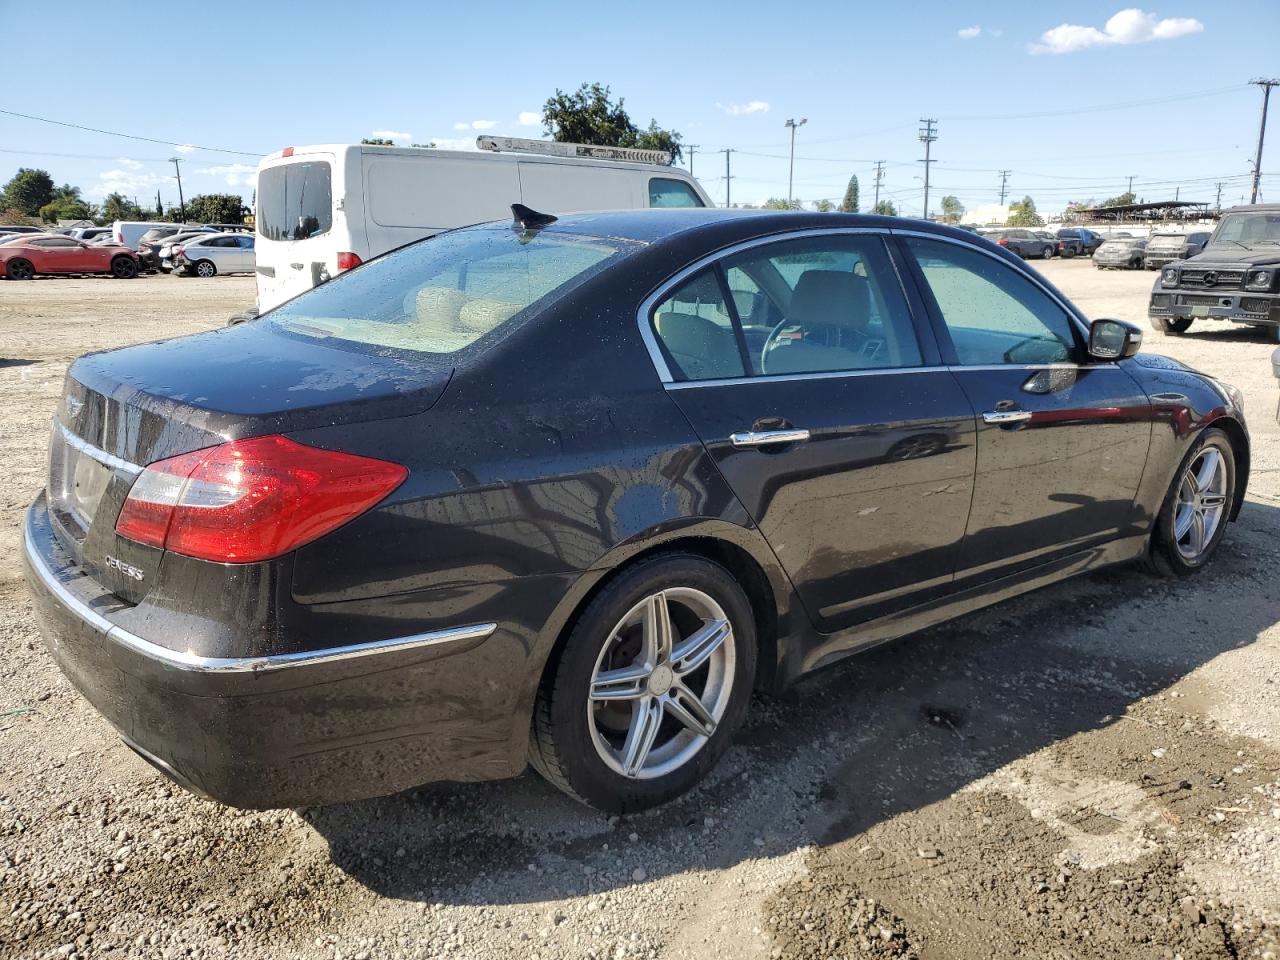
1088 318 1142 360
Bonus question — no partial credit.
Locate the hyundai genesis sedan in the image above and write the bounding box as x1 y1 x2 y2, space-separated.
24 207 1249 813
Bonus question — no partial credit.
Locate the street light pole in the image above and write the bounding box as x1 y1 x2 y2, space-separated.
785 118 807 208
169 157 186 222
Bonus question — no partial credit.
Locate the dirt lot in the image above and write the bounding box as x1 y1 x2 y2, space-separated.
1 263 1278 960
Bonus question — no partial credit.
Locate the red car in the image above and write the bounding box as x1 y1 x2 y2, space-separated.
1 235 139 280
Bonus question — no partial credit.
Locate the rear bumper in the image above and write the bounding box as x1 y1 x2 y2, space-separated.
22 493 526 808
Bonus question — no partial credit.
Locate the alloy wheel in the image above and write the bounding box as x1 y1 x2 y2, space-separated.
196 261 216 278
1174 447 1228 561
587 587 736 780
8 260 34 280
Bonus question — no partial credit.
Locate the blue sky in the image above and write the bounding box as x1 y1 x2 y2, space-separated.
2 0 1277 218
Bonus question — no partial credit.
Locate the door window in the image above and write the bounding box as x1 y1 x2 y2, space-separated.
651 270 746 381
724 235 922 375
905 237 1081 366
648 178 705 208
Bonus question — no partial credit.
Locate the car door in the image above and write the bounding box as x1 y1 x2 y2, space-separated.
898 233 1152 582
236 235 256 272
647 230 978 632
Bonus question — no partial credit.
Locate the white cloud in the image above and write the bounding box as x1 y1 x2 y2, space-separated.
194 163 257 187
117 157 143 170
174 144 196 154
717 100 770 116
453 119 498 131
369 129 411 142
958 25 981 39
517 111 541 127
89 168 169 201
1029 8 1203 54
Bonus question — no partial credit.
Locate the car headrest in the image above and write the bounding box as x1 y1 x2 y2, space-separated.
656 311 741 380
458 298 521 333
790 270 871 331
412 286 467 330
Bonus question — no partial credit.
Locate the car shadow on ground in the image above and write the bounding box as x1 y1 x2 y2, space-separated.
304 500 1280 908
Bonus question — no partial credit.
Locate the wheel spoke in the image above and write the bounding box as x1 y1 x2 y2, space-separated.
642 591 674 664
671 618 732 677
590 663 651 702
663 683 717 738
620 697 663 777
1194 449 1221 492
1173 503 1195 541
1189 510 1206 555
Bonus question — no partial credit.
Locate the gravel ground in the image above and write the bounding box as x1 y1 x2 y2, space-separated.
1 262 1278 960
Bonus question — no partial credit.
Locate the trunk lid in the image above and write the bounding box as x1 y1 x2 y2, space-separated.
49 321 450 601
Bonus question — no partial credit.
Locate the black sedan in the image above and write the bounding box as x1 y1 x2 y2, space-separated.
23 208 1249 813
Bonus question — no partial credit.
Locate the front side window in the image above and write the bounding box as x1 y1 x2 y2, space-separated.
269 226 634 356
905 236 1080 365
649 178 705 208
257 160 333 242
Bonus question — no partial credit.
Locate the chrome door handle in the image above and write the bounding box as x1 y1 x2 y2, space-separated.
982 410 1033 425
730 429 810 448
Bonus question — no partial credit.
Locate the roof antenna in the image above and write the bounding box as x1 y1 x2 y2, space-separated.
511 203 558 232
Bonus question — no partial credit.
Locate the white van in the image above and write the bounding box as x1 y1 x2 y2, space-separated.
111 221 186 250
252 137 712 313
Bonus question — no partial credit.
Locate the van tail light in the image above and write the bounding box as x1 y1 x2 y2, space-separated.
115 435 407 563
282 147 294 157
336 252 362 271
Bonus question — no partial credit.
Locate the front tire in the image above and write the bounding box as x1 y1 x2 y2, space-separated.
6 258 34 281
194 260 217 278
1042 246 1054 260
1150 316 1193 335
1146 428 1236 577
110 256 137 279
530 553 757 813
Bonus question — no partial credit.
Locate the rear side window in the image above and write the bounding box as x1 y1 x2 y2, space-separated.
649 178 704 208
268 227 634 355
652 270 746 380
906 237 1080 365
258 161 333 241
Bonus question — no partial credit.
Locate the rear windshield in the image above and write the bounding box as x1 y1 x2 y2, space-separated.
257 160 332 242
268 226 637 355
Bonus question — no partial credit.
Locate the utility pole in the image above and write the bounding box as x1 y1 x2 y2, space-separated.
169 157 187 223
1215 181 1224 210
785 118 807 207
873 161 885 211
998 169 1011 205
721 148 735 208
686 144 699 177
918 119 937 220
1126 174 1135 196
1249 78 1278 204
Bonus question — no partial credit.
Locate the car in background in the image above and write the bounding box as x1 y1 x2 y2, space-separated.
1056 228 1104 258
981 229 1055 260
137 226 214 272
69 227 114 242
1093 236 1148 269
172 233 256 277
0 225 47 237
1033 231 1060 256
1144 230 1212 270
153 231 219 272
111 221 180 250
1 235 138 280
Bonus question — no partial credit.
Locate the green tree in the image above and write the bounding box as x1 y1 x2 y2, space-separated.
182 194 248 224
940 195 965 224
762 197 802 210
361 137 396 145
39 199 93 223
101 192 143 222
814 198 836 213
1101 191 1136 207
839 174 859 213
2 168 55 216
1006 195 1043 227
542 83 683 162
871 199 897 216
0 207 29 225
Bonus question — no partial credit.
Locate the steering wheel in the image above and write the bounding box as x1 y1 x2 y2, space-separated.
760 319 800 375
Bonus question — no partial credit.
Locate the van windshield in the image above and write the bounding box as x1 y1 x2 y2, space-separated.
268 226 637 355
258 161 333 241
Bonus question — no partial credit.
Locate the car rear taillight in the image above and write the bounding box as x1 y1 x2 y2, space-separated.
173 246 184 256
997 238 1009 246
1057 241 1065 250
282 146 294 157
115 435 407 563
336 252 362 271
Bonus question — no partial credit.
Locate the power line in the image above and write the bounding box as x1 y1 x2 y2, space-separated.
939 83 1244 122
0 107 263 157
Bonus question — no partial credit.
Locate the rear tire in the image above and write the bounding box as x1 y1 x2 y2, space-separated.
1145 428 1236 577
194 260 216 278
1061 247 1076 260
1042 246 1054 260
110 256 137 279
6 258 34 281
530 553 757 813
1150 316 1193 334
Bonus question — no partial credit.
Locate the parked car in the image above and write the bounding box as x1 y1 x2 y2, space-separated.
69 227 114 242
1093 236 1148 269
252 136 713 315
110 220 181 250
1149 204 1280 341
152 231 218 272
1057 228 1104 258
1033 231 1060 256
0 225 47 236
23 208 1249 813
1144 230 1212 270
137 226 213 272
1 235 138 280
981 228 1055 260
172 232 256 277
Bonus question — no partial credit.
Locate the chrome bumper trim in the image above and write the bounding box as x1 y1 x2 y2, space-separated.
23 511 496 674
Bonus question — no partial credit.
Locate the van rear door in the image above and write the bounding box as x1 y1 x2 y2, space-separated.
255 154 337 310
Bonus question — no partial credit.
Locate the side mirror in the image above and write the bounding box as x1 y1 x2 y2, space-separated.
1088 318 1143 361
